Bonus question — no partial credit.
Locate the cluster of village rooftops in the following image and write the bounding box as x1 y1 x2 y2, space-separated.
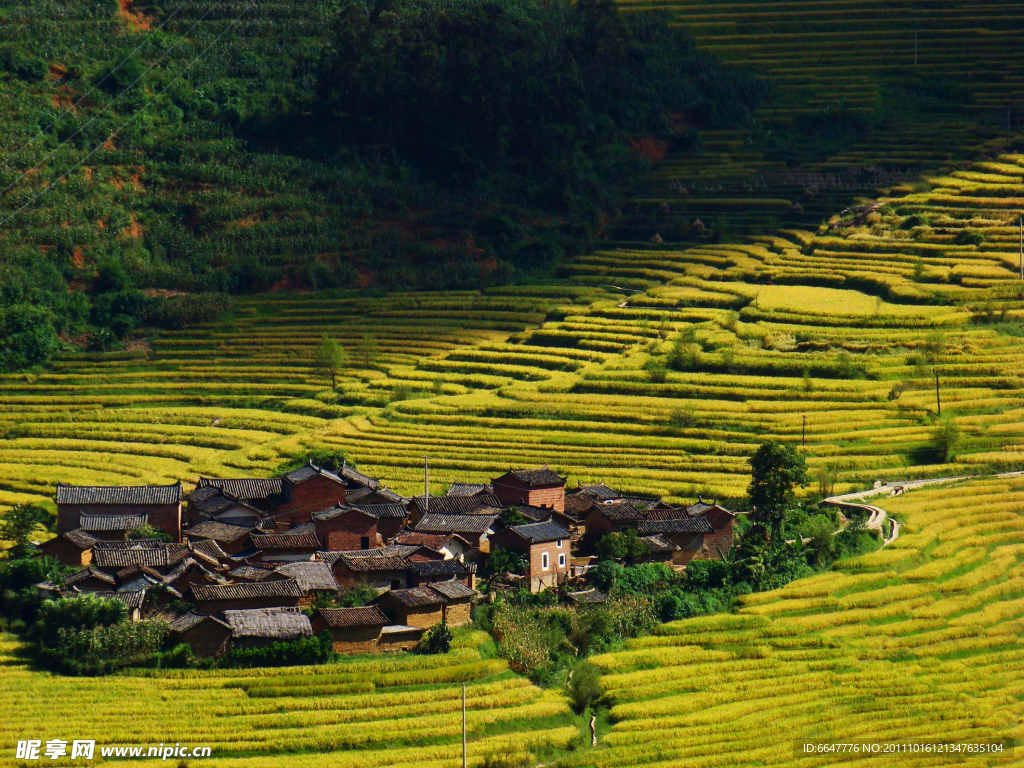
39 462 736 657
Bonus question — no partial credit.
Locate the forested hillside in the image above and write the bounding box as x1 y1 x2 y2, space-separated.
0 0 764 370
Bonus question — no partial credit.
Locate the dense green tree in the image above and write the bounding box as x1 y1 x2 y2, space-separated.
0 503 50 558
747 441 807 541
313 334 348 389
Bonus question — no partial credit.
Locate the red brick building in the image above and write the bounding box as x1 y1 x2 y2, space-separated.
191 579 304 613
491 468 566 513
273 463 349 527
313 505 384 551
490 520 571 592
311 606 390 654
56 483 183 541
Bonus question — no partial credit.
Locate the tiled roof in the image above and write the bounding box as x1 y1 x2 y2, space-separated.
169 612 230 633
507 521 570 543
313 504 378 522
91 590 146 610
273 562 339 592
595 501 644 522
79 514 148 532
197 477 283 500
189 539 230 562
61 529 100 549
576 484 620 501
249 532 321 550
65 567 115 587
499 467 565 487
428 579 477 600
316 606 389 628
222 607 312 639
563 493 596 519
92 544 189 570
392 532 460 550
379 624 424 636
56 483 182 506
411 495 502 516
637 518 714 535
447 482 493 497
415 513 497 535
642 507 689 522
379 586 445 608
228 565 277 581
640 534 681 552
352 503 408 519
338 462 381 490
186 520 252 542
334 552 410 572
92 538 164 550
512 505 553 522
409 559 471 577
192 579 303 602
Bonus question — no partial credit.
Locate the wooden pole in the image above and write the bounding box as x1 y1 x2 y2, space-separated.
914 30 918 67
1019 217 1022 280
424 456 430 513
935 371 941 417
802 415 806 446
462 683 467 768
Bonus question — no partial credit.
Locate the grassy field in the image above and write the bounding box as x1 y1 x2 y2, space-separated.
5 153 1024 507
579 473 1024 767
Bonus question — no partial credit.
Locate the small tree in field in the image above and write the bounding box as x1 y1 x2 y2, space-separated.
357 333 379 368
313 334 347 389
930 416 961 463
0 503 49 558
747 441 807 542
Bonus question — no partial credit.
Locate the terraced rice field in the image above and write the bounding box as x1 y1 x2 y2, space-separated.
4 154 1024 507
611 0 1024 237
0 630 578 767
579 473 1024 767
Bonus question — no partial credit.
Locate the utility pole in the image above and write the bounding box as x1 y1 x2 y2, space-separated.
914 30 918 67
424 456 430 513
935 371 941 417
802 415 806 446
462 683 467 768
1019 216 1022 280
1008 104 1013 144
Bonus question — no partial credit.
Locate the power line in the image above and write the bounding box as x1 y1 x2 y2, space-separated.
0 2 219 201
0 0 191 172
0 0 257 231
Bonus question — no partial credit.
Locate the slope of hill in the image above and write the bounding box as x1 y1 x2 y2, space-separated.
3 152 1024 508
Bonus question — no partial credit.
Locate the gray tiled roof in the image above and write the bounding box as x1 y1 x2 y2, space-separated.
415 513 497 535
352 503 408 518
411 495 502 516
507 521 570 543
197 477 283 500
409 559 471 577
428 579 477 600
222 607 311 639
185 520 252 542
192 579 303 602
79 514 148 532
316 606 389 628
334 552 410 572
378 586 445 608
56 483 182 506
446 482 494 497
249 532 321 550
637 518 714 535
273 561 339 592
499 467 565 487
92 544 189 570
169 612 230 633
91 590 146 610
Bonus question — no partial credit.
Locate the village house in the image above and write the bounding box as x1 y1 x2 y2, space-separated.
408 494 502 526
169 613 233 658
687 500 737 558
406 559 475 589
324 551 411 590
636 516 715 565
248 532 321 562
427 579 476 626
311 606 391 654
222 607 312 649
372 586 446 628
38 529 100 566
56 482 184 541
91 590 146 621
183 520 254 556
312 505 385 551
191 579 305 613
391 531 473 560
490 520 572 592
491 467 566 513
185 485 265 528
377 624 426 651
273 561 340 599
413 512 500 555
446 482 494 497
350 503 409 541
193 477 285 512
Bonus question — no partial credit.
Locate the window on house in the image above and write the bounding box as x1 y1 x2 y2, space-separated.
556 539 563 548
558 553 566 568
541 552 549 571
360 536 370 550
391 579 403 590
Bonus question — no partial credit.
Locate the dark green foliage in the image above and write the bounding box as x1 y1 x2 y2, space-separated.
567 661 603 713
221 631 334 668
747 441 807 541
0 557 70 624
419 621 453 654
756 102 869 166
954 229 985 246
0 503 51 558
593 530 652 565
33 594 128 649
334 584 379 608
484 547 529 578
275 449 354 474
0 305 58 371
502 508 530 526
126 523 173 543
38 619 170 675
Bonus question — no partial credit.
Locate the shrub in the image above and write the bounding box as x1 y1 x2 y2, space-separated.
954 230 984 246
567 661 603 713
221 632 333 668
420 621 453 654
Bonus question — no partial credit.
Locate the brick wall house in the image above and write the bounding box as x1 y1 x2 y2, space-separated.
313 506 384 551
311 606 389 654
56 483 184 541
191 579 304 614
490 520 571 592
168 613 232 658
326 552 410 590
491 468 566 513
691 503 736 559
428 579 476 626
372 587 446 629
273 464 349 526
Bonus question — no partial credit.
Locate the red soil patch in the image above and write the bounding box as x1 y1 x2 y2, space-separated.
102 136 116 150
117 0 152 31
628 136 670 164
71 248 86 269
142 288 186 298
122 212 143 239
234 214 262 228
48 64 70 82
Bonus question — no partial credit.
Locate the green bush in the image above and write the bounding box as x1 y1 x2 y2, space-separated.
420 621 453 654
